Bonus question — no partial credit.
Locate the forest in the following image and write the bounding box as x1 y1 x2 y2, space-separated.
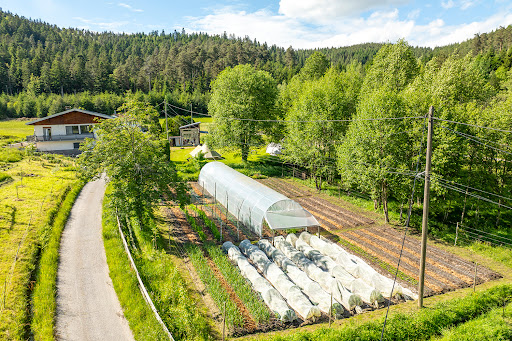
1 9 512 118
1 8 512 235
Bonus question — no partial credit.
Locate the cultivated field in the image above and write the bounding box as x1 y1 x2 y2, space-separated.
258 178 502 296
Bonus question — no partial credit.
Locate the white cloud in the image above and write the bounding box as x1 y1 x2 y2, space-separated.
183 5 512 49
118 2 143 12
278 0 408 22
441 1 455 9
460 0 476 10
73 16 130 31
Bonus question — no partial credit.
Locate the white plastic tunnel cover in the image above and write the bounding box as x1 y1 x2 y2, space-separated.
198 162 319 236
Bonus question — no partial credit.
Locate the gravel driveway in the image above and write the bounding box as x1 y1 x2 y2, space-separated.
56 177 134 341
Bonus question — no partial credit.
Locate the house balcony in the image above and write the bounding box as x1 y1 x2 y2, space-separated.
26 133 95 142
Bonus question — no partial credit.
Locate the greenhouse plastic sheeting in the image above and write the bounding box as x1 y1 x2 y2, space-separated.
257 239 344 317
222 241 296 322
198 162 319 236
274 236 363 311
296 233 384 306
301 232 417 300
239 240 321 320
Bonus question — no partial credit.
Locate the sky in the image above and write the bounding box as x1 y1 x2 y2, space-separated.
1 0 512 49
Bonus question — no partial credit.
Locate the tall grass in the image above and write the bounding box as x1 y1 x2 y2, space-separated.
434 301 512 340
31 181 84 340
0 156 77 340
103 189 212 340
267 285 512 341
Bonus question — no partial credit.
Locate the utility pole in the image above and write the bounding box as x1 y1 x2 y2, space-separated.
164 98 169 141
190 103 193 124
418 106 434 308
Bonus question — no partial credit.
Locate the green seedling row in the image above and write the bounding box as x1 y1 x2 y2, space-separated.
205 243 271 324
186 243 245 329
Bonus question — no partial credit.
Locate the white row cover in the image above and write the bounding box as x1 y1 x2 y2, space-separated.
274 236 363 311
239 240 321 321
257 239 344 317
295 233 384 306
198 162 319 236
301 232 417 300
222 241 296 322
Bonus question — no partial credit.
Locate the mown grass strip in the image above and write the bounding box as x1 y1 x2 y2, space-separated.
186 243 245 329
205 243 271 324
30 181 84 340
267 284 512 341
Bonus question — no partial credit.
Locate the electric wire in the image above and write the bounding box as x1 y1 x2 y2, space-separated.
433 117 512 134
432 176 512 203
438 126 512 156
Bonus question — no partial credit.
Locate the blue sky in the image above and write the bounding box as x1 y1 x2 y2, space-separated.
2 0 512 49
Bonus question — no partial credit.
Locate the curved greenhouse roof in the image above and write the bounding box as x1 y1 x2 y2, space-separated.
198 162 319 236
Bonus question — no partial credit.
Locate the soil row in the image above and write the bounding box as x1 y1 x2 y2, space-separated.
258 178 374 229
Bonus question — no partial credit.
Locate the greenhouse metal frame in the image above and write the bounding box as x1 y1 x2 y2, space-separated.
198 162 319 236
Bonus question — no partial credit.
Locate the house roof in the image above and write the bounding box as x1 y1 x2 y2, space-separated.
26 108 113 125
179 122 200 129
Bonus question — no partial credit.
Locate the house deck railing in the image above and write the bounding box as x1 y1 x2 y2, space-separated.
26 133 95 142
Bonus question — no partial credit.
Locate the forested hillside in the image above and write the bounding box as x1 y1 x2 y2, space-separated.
2 8 512 119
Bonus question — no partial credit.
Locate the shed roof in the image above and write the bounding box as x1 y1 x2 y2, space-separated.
179 122 200 129
26 108 113 125
198 162 318 236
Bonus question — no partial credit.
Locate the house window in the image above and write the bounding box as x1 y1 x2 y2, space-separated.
66 126 80 135
73 142 80 149
81 125 92 134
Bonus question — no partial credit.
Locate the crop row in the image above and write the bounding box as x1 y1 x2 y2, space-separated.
183 206 207 241
205 243 271 324
185 243 245 328
190 205 221 240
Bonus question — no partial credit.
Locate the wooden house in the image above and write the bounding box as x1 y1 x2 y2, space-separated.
26 108 113 155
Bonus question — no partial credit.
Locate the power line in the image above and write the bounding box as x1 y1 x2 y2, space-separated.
432 176 512 203
433 117 512 134
435 182 512 210
438 126 512 156
217 116 425 123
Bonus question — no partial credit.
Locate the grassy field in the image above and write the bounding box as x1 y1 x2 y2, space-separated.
0 154 78 340
0 119 33 146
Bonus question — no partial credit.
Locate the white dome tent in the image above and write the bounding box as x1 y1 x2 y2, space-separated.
198 162 319 236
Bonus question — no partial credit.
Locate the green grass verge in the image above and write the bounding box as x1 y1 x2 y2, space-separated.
433 301 512 341
265 285 512 341
186 243 245 329
103 188 211 340
31 181 85 340
205 243 271 324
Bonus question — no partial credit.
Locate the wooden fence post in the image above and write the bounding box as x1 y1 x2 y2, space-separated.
454 222 459 246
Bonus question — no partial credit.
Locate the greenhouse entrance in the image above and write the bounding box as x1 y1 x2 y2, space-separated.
197 162 319 237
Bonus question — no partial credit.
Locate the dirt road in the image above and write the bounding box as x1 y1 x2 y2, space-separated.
56 177 134 341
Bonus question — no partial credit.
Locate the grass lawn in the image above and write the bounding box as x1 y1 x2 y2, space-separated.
0 154 78 340
0 119 33 145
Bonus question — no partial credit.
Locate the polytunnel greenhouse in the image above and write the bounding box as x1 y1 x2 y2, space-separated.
198 162 319 236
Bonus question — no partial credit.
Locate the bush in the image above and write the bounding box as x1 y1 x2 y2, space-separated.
0 148 23 162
